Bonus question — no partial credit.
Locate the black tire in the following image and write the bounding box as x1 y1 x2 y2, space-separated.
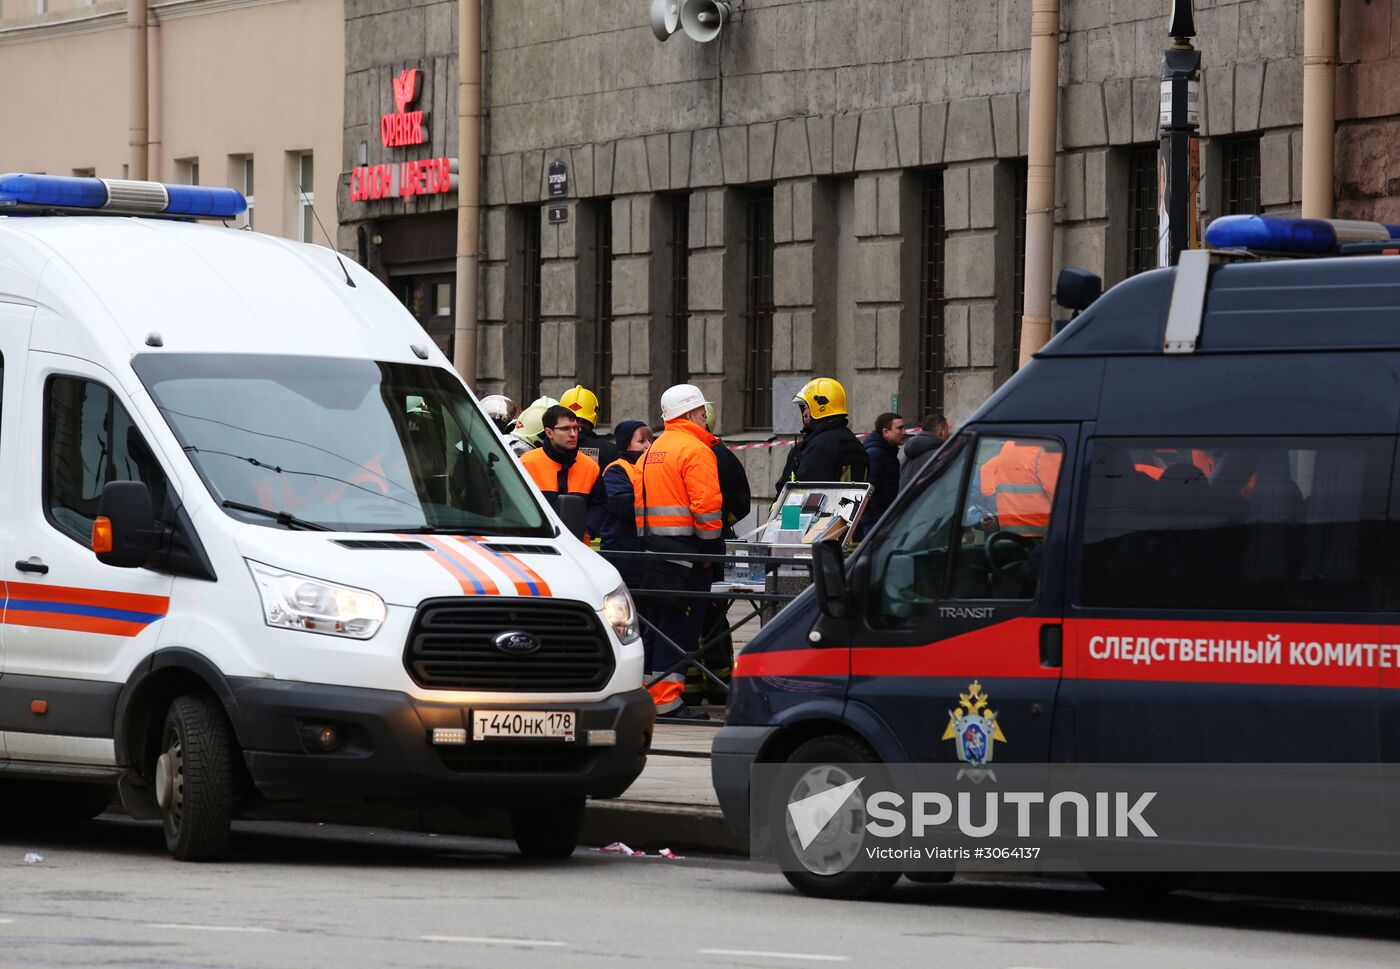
773 734 900 901
511 797 585 859
1088 871 1190 896
159 694 234 862
0 781 114 824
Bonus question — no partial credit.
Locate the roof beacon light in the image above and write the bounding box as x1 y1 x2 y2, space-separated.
0 173 246 219
1204 214 1397 255
1204 215 1338 254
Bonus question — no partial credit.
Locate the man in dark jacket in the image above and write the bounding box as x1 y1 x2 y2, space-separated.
860 412 906 537
900 411 951 489
774 377 869 494
690 406 753 704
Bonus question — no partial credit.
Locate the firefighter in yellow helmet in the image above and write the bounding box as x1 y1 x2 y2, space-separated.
774 377 869 493
559 384 618 470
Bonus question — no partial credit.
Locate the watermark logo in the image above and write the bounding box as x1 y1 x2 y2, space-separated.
787 776 864 850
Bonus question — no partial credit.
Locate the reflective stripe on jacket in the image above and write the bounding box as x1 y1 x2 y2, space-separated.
979 440 1061 535
520 446 601 497
634 419 724 544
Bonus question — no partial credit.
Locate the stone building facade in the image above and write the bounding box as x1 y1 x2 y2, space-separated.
338 0 1331 497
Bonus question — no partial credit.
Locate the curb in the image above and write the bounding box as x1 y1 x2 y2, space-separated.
244 792 747 857
407 798 746 856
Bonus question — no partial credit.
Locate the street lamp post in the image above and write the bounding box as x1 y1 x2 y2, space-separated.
1158 0 1201 267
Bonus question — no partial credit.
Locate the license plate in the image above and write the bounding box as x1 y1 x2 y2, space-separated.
471 709 576 741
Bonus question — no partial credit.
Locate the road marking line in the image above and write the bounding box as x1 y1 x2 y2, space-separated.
145 923 277 934
699 949 849 963
0 919 13 925
421 935 566 948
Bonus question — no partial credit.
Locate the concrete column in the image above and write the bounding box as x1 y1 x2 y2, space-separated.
473 204 512 399
771 178 825 437
846 172 913 435
609 194 670 424
538 202 584 400
943 163 1001 424
687 187 744 434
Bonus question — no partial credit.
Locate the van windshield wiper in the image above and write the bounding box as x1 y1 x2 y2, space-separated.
221 500 333 532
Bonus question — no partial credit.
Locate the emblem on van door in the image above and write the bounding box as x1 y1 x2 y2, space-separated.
942 681 1006 770
493 630 541 655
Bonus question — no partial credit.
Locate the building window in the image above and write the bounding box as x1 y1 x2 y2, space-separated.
242 156 255 231
743 189 774 430
175 157 199 187
1222 137 1261 216
72 168 95 178
1010 159 1028 369
1127 145 1160 275
520 209 543 403
917 172 947 418
669 194 690 386
592 202 614 425
297 153 315 243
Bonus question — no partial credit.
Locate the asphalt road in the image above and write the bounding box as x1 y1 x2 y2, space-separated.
1 815 1397 969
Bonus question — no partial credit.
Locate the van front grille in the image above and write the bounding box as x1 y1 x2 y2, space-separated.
405 598 614 693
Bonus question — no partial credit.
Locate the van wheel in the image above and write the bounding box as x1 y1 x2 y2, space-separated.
511 797 585 859
773 735 900 901
1088 871 1190 896
157 694 234 862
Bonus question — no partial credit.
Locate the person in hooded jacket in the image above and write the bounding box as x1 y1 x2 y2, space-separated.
774 377 869 495
600 419 653 586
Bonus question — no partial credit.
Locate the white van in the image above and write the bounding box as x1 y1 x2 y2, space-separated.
0 174 651 860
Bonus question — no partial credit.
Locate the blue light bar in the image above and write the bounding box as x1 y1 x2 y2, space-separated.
0 173 246 219
1204 215 1338 254
0 173 108 209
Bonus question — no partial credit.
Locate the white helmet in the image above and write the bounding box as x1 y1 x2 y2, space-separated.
660 383 713 422
479 394 518 433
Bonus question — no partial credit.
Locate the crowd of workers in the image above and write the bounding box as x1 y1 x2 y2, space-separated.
477 378 968 719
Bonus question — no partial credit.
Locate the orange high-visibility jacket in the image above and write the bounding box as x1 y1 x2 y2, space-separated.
633 419 724 550
520 446 601 497
979 440 1062 535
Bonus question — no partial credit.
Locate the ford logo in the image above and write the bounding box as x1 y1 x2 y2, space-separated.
493 630 541 655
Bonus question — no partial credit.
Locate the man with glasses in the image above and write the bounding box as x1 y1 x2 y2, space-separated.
520 404 608 539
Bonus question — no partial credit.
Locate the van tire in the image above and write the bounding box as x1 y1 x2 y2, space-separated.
773 734 900 901
511 797 585 859
159 694 234 862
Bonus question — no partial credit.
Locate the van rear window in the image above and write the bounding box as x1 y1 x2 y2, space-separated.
1079 437 1392 613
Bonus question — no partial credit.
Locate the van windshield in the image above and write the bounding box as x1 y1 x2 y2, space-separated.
133 353 551 536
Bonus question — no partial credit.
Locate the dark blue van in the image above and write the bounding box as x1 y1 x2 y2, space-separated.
712 220 1400 899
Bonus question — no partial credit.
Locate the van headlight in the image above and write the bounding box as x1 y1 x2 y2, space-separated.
247 561 386 640
603 585 640 644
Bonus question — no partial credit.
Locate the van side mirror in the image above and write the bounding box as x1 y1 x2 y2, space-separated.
1055 267 1102 312
811 540 848 620
93 480 161 568
557 494 587 541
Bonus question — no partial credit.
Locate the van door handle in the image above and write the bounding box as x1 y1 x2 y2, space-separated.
1039 623 1063 668
15 558 49 575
